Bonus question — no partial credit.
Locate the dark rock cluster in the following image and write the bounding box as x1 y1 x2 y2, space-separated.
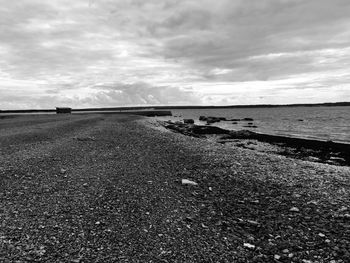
161 120 350 167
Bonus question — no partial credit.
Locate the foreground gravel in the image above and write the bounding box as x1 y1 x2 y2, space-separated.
1 114 349 262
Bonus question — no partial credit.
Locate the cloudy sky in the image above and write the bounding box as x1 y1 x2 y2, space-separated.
1 0 350 109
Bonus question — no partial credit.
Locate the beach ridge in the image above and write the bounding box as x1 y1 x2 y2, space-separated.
0 115 349 262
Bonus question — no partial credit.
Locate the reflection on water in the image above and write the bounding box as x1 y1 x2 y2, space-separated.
155 106 350 143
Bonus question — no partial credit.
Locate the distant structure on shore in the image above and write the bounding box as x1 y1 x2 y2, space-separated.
56 107 71 114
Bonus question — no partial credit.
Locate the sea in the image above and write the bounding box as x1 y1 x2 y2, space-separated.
153 106 350 144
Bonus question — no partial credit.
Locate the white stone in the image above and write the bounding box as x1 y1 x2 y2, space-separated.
289 207 300 212
243 243 255 249
181 179 198 186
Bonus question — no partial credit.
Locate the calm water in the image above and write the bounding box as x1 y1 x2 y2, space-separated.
154 106 350 144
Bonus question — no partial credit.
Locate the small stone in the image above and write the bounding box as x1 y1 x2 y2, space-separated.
325 239 331 243
274 255 281 260
307 200 318 205
201 223 208 228
282 249 289 253
247 220 259 225
318 233 326 237
308 156 320 162
339 206 348 212
208 187 212 191
95 221 101 225
243 243 255 249
290 207 300 212
288 253 294 258
60 168 66 174
181 179 198 186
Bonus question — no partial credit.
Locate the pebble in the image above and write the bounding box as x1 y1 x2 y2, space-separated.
290 207 300 212
247 220 259 225
181 179 198 186
274 255 281 260
339 206 348 212
201 223 208 229
243 243 255 249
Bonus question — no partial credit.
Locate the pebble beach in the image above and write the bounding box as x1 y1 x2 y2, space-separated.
1 114 349 262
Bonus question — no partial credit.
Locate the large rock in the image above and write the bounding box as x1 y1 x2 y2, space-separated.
184 119 194 124
206 117 221 124
220 130 257 139
190 125 230 135
199 116 228 124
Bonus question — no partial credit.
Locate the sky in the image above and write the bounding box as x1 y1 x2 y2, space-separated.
1 0 350 109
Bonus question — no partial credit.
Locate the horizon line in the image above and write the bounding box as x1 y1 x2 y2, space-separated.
1 101 350 113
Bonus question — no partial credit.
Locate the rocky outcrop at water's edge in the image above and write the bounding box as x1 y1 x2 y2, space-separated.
160 120 350 166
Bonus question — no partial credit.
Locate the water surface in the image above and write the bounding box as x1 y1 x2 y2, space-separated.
154 106 350 143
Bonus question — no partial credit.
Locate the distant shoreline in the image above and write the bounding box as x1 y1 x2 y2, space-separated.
1 101 349 114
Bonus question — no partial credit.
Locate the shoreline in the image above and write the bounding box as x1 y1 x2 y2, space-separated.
159 120 350 167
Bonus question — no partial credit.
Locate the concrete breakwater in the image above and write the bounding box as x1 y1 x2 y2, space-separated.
0 110 172 118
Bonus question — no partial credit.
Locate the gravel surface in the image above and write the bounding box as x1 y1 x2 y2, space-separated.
1 114 349 262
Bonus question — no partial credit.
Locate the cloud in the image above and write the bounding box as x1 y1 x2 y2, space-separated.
0 0 350 109
81 82 201 106
0 81 200 109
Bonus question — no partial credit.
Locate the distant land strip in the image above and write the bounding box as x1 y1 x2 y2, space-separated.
0 101 349 114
